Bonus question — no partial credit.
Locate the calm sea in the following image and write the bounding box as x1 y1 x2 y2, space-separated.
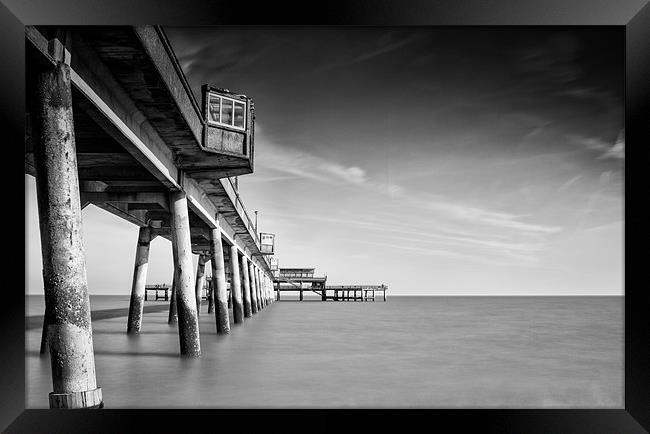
25 295 623 408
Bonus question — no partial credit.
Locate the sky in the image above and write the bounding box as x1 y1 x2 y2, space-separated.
25 27 624 296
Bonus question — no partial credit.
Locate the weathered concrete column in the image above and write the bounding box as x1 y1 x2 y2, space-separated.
258 270 265 308
248 261 259 314
207 279 215 314
321 284 327 302
264 276 269 305
39 316 49 354
255 267 263 309
230 245 244 324
194 253 207 317
169 190 201 357
240 255 252 317
127 225 153 334
261 270 267 307
32 60 102 408
209 227 230 333
168 271 177 324
300 286 304 301
276 280 281 301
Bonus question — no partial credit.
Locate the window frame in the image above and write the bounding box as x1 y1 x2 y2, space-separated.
206 91 247 131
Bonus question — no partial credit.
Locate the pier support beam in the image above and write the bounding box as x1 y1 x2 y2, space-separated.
194 253 207 317
209 227 230 334
276 281 281 301
230 245 244 324
249 262 259 313
127 225 153 334
169 190 201 357
321 285 327 302
300 287 304 301
240 255 252 317
32 59 102 408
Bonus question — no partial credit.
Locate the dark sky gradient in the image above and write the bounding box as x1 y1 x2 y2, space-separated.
26 27 624 295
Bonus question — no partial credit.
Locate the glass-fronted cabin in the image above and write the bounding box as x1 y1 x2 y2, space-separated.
201 84 255 176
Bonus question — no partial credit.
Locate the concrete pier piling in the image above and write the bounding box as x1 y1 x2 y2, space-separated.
39 316 48 354
194 253 207 317
32 59 102 408
210 227 230 334
262 273 266 305
241 255 253 317
207 279 215 314
168 272 178 324
169 190 201 357
249 261 259 314
265 276 270 305
127 225 153 334
230 245 244 324
256 268 264 309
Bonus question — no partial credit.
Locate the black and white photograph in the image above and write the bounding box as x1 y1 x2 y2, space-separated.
4 0 650 432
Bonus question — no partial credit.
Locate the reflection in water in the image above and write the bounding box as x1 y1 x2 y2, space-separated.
26 296 623 408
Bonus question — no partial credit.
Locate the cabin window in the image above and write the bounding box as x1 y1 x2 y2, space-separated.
207 92 247 131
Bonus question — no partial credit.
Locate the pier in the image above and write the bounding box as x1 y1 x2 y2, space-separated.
25 25 277 408
274 268 387 301
24 24 387 409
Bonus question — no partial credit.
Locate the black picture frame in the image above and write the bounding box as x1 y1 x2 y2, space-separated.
3 0 648 432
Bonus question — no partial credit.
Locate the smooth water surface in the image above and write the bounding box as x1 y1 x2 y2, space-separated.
26 296 623 408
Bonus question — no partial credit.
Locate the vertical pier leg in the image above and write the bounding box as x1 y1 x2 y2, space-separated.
39 316 48 354
169 190 201 356
260 270 269 307
207 279 215 314
255 267 262 310
127 226 152 334
248 261 258 314
276 280 281 301
256 268 261 309
300 287 304 302
209 227 230 334
322 285 327 302
194 253 207 317
168 271 177 324
240 255 252 317
230 245 244 324
32 60 102 408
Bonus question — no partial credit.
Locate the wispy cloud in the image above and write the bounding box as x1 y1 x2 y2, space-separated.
557 174 584 193
255 129 368 186
567 130 625 160
313 34 421 74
